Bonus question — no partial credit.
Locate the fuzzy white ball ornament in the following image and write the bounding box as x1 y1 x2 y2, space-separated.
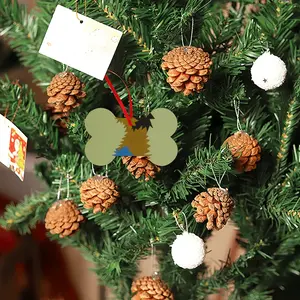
171 231 205 269
251 51 287 90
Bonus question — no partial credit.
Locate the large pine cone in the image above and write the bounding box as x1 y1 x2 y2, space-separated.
161 46 212 96
80 176 120 213
45 200 84 238
223 131 261 172
131 276 174 300
46 72 86 128
192 188 234 230
122 156 160 181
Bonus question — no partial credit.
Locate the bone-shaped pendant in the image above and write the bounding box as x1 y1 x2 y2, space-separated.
85 108 178 166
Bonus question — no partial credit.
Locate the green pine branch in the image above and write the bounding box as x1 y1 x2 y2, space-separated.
0 0 61 82
196 240 266 299
195 2 244 51
263 146 300 230
0 79 60 157
276 78 300 171
170 146 233 200
0 192 52 234
0 0 104 101
254 1 299 56
50 207 195 300
91 0 211 54
280 145 300 196
91 0 152 53
213 20 268 76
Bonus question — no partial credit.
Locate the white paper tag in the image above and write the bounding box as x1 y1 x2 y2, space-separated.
39 5 122 80
0 115 27 181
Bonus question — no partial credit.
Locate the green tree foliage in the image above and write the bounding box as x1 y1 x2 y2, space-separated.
0 0 300 299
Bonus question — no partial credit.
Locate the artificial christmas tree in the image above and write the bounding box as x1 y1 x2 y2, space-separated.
1 1 300 299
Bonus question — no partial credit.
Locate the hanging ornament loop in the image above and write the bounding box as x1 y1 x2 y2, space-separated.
56 176 63 201
75 0 87 23
104 164 108 177
209 163 227 192
104 70 134 126
150 238 159 277
91 163 108 177
91 163 96 176
173 211 189 232
233 98 243 132
66 173 70 199
180 15 194 47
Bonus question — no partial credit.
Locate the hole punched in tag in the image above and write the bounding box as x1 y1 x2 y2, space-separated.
76 0 87 24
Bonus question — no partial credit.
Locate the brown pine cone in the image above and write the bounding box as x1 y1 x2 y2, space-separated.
131 276 174 300
223 131 261 172
192 188 234 230
46 72 86 128
45 200 84 238
80 176 120 213
122 156 160 181
161 46 212 96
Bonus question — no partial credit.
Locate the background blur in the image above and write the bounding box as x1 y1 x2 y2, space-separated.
0 1 244 299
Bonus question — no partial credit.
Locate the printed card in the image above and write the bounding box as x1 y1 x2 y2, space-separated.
39 5 123 80
0 114 27 181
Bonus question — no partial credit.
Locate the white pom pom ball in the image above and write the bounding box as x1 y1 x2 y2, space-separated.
251 51 287 90
171 231 205 269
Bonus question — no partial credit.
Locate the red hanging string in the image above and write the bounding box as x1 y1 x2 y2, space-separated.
104 70 133 126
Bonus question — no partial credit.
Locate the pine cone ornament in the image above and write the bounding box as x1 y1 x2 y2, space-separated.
80 176 120 213
131 276 174 300
223 131 261 172
46 72 86 128
122 156 160 181
161 46 212 96
45 200 84 238
192 188 234 230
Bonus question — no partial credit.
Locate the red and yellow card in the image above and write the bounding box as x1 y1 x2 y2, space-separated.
0 114 27 181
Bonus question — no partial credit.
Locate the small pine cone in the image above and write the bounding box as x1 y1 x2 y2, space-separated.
192 188 234 230
223 131 261 172
131 276 174 300
122 156 160 181
80 176 120 213
46 72 86 128
161 46 212 96
45 200 84 238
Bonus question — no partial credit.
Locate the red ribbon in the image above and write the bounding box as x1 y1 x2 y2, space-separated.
104 71 133 126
